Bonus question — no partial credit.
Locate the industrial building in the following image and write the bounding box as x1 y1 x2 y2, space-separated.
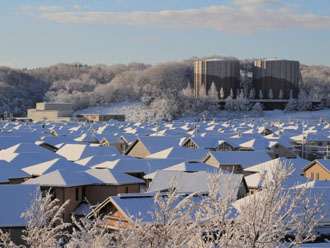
78 114 125 122
194 59 240 99
27 102 73 122
252 59 300 99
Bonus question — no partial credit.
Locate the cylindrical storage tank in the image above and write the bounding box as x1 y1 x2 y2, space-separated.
252 59 299 99
194 59 240 99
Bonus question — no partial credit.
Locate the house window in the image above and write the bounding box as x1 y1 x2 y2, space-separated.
311 172 314 180
125 187 129 193
316 173 320 180
75 188 79 201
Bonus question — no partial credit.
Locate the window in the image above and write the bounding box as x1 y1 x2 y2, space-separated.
316 173 320 180
311 172 314 180
75 188 79 201
125 187 129 193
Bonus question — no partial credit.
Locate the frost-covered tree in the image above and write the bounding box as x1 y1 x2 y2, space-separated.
268 89 273 99
285 98 298 111
67 215 111 248
182 83 194 98
252 102 263 112
224 96 234 111
0 229 17 248
0 189 71 248
199 84 208 101
229 88 234 98
278 89 284 99
21 189 71 248
296 90 312 111
219 87 224 99
208 82 219 103
110 163 326 248
249 88 255 99
234 91 250 111
259 89 264 99
234 162 326 247
111 178 197 248
289 89 293 99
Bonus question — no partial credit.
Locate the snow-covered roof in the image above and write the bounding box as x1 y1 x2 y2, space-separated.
23 168 144 187
56 144 119 161
0 184 39 227
244 158 309 188
205 151 272 168
144 161 219 180
148 170 244 199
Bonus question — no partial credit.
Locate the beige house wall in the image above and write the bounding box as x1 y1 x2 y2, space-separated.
126 141 150 158
203 155 219 168
304 162 330 181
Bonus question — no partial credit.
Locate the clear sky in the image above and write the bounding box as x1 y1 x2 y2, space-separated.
0 0 329 68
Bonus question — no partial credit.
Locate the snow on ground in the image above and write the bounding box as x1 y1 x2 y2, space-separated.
74 101 150 122
75 101 330 123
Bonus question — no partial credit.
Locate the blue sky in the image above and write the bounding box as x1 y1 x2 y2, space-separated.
0 0 329 68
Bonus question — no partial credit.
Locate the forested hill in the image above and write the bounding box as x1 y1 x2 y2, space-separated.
0 57 329 119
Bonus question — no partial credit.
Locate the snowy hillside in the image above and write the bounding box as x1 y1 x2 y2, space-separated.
75 101 330 123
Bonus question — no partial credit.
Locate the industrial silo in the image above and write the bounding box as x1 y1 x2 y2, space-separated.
194 59 240 99
252 59 300 99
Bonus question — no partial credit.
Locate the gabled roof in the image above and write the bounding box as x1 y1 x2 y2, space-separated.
203 151 272 168
182 137 232 149
244 158 309 188
56 144 119 161
144 161 220 180
85 169 144 185
112 158 185 174
74 155 125 167
302 159 330 174
126 136 181 156
23 168 144 187
148 170 245 199
21 158 84 176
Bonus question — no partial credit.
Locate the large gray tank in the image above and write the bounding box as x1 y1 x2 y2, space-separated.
194 59 240 99
252 59 300 99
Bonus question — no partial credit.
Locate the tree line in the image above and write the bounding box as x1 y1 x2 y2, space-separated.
0 57 329 120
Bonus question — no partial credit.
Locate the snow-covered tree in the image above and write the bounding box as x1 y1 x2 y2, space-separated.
234 162 326 247
111 163 326 247
252 102 263 112
268 88 273 99
285 98 297 111
111 178 197 247
224 96 234 111
296 90 312 111
259 89 264 99
0 229 17 248
67 215 112 248
0 189 71 248
249 88 255 99
235 91 250 111
21 189 71 248
208 82 219 103
289 89 294 99
182 83 194 98
229 88 234 98
278 89 284 99
219 87 224 99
